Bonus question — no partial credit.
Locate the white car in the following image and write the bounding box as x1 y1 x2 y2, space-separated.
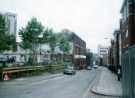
87 66 92 70
93 65 98 69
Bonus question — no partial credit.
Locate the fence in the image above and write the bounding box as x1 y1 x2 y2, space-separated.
122 45 135 98
0 64 64 81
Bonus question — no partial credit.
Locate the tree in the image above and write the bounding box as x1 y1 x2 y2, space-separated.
19 18 44 65
48 29 57 53
0 14 16 68
59 37 71 53
41 28 51 43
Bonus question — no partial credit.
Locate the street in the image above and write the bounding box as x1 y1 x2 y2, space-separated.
0 69 97 98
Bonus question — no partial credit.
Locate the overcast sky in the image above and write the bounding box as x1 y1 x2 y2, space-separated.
0 0 123 53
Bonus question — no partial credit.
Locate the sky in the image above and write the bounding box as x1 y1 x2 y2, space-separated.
0 0 123 53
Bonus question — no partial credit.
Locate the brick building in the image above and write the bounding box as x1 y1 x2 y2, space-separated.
59 29 86 69
120 0 135 53
120 0 135 97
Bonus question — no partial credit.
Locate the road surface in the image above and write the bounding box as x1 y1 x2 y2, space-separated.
0 69 97 98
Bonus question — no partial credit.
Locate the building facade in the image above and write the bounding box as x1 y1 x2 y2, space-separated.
0 12 17 36
59 30 86 69
108 40 114 66
120 0 135 98
4 12 17 35
98 45 108 66
113 30 121 67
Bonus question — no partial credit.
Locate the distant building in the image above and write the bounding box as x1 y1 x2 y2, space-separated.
98 45 108 57
0 12 17 36
58 30 86 69
4 12 17 35
98 45 108 66
108 30 121 67
108 40 115 66
86 49 93 67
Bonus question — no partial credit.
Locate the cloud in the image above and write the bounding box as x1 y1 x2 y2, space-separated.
0 0 123 53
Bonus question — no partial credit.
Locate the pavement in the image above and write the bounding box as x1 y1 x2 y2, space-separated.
90 67 122 97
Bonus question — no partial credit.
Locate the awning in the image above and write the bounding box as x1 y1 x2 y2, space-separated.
74 55 86 59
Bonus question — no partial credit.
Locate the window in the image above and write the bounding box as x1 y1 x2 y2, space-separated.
126 30 128 38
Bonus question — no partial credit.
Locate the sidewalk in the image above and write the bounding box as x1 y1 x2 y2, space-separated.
91 67 122 97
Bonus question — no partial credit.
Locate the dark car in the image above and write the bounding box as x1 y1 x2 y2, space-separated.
63 66 76 75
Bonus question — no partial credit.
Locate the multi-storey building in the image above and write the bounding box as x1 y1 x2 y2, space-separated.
120 0 135 97
98 45 108 66
0 12 17 36
59 29 86 69
120 0 135 53
4 12 17 35
98 45 108 57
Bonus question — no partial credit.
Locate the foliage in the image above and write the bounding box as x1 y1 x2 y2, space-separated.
19 18 44 65
19 18 44 50
59 37 71 53
40 28 51 43
48 30 57 52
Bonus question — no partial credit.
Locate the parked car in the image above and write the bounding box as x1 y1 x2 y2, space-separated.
87 66 92 70
63 66 76 75
93 65 98 69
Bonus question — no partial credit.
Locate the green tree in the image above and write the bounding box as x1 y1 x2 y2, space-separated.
42 28 51 43
45 29 57 64
0 14 16 67
19 18 44 65
59 37 71 53
48 29 57 53
57 36 71 64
